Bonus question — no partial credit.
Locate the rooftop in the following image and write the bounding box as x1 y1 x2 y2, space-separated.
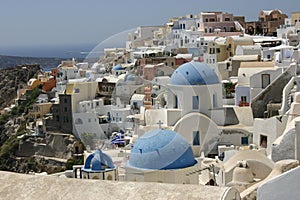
0 171 239 200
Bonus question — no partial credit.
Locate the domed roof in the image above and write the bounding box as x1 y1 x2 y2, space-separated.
170 62 220 85
128 129 197 170
82 149 115 171
125 74 136 82
112 65 124 71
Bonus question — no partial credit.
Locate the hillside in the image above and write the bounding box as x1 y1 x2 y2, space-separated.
0 64 81 174
0 55 64 70
0 64 41 111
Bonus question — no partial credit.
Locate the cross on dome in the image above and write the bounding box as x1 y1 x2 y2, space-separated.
157 120 163 129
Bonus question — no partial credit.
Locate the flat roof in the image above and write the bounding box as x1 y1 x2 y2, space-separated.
240 61 275 68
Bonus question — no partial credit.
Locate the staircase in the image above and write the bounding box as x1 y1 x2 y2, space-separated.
251 64 296 118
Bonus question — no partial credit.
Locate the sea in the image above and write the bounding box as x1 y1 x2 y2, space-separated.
0 44 96 59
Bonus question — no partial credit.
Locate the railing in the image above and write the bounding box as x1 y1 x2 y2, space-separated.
278 76 295 115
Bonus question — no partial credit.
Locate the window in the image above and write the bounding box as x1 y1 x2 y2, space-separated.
193 131 200 145
192 96 199 110
241 137 248 145
260 135 268 148
216 48 220 53
241 96 247 103
64 107 67 112
174 96 178 108
262 74 270 88
75 118 83 124
64 98 67 103
213 94 217 108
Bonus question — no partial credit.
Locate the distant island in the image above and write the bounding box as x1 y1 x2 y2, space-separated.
0 55 81 70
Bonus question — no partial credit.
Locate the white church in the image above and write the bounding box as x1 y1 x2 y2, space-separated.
136 61 231 157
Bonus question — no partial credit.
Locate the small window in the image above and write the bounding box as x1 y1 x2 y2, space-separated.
192 96 199 110
262 74 270 88
241 96 247 103
174 96 178 109
64 107 67 112
260 135 268 148
193 131 200 145
213 94 217 108
241 137 248 145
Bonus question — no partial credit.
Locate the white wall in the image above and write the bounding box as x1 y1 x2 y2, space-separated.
257 167 300 200
235 85 250 106
73 112 107 139
168 84 223 121
126 163 200 185
173 112 220 156
253 117 285 155
250 68 282 99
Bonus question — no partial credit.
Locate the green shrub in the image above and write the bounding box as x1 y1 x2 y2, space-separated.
66 156 84 170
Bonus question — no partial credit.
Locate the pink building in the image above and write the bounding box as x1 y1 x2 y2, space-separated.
199 12 237 33
143 63 165 81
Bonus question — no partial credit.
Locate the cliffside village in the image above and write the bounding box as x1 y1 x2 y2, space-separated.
3 10 300 200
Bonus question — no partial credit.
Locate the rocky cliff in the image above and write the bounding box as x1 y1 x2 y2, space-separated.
0 64 83 174
0 64 40 111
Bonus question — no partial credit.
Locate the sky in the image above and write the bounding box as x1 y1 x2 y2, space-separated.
0 0 299 57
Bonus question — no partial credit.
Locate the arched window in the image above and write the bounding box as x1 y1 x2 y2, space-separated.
75 118 83 124
107 174 113 180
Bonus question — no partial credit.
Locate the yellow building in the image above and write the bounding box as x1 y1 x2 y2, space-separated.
291 12 300 26
29 102 52 119
65 81 98 113
226 36 254 57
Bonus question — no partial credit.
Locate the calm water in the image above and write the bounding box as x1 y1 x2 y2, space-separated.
0 44 96 58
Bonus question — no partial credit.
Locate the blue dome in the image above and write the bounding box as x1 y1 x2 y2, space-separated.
82 149 115 172
170 62 220 85
112 65 124 71
128 129 197 170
